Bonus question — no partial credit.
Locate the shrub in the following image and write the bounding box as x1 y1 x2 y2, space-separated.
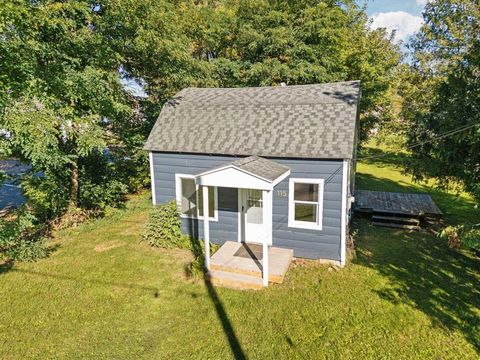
440 226 461 249
78 152 129 210
439 224 480 252
79 177 128 210
142 201 222 278
0 210 49 262
22 175 69 221
463 228 480 252
142 201 189 248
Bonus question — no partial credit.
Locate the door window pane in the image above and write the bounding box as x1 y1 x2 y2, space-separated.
181 178 197 216
294 203 317 222
294 183 318 202
246 189 263 224
198 186 215 219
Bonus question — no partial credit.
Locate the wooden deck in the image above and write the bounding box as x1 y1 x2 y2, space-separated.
354 190 443 218
208 241 293 290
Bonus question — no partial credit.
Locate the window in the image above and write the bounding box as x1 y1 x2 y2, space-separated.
175 174 217 220
198 185 215 218
288 178 324 230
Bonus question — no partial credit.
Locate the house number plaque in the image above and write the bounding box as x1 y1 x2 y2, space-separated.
276 190 287 197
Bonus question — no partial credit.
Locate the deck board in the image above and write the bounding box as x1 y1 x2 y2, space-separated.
354 190 443 218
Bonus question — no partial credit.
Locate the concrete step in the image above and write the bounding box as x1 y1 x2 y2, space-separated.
371 221 421 230
207 270 264 290
210 257 291 284
372 215 420 225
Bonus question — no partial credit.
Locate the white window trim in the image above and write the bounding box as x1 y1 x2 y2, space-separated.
149 152 156 205
288 178 324 230
175 174 218 221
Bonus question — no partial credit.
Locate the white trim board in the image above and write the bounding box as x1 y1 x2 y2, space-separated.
149 152 156 205
196 164 273 183
340 159 349 267
196 165 290 191
287 178 324 231
237 188 273 246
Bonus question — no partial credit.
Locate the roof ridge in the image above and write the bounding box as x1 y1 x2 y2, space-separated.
166 101 355 109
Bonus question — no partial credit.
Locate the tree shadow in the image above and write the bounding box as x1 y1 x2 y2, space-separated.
0 259 14 274
353 219 480 351
357 146 410 169
187 234 247 360
8 268 160 297
0 243 61 276
354 154 480 351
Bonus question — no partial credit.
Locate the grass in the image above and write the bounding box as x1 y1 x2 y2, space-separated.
1 149 479 359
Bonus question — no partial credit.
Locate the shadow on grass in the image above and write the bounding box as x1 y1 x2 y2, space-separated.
353 219 480 351
0 243 61 276
186 219 247 360
354 152 480 351
357 146 410 169
0 260 14 274
8 268 160 296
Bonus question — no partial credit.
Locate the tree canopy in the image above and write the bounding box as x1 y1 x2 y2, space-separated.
0 1 148 216
401 0 480 202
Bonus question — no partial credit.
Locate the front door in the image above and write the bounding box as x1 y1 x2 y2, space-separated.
240 189 269 244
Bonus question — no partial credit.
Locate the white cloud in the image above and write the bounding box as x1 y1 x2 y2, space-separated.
371 11 423 43
416 0 429 5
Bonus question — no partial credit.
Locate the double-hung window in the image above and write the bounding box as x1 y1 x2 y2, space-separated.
288 178 324 230
175 174 217 220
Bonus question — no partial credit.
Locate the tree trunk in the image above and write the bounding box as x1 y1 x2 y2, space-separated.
69 156 79 210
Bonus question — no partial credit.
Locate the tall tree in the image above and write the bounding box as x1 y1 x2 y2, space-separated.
0 0 133 213
402 0 480 202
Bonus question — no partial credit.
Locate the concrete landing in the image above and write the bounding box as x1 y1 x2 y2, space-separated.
209 241 293 290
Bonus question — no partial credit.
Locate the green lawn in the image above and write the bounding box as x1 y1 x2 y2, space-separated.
1 151 479 359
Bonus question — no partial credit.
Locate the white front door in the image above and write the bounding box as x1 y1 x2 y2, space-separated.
240 189 271 244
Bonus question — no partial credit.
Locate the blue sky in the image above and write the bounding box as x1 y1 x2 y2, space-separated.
363 0 428 43
364 0 426 16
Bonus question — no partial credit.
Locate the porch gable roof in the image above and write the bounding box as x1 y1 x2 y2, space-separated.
195 156 290 190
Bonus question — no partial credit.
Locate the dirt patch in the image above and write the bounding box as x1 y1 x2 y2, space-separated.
94 241 124 253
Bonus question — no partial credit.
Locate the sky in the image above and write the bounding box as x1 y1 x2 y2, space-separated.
364 0 428 44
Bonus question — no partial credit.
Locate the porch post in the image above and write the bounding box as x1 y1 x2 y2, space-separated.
262 190 269 287
263 240 269 287
202 186 210 271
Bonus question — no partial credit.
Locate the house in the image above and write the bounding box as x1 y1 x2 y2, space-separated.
145 81 360 287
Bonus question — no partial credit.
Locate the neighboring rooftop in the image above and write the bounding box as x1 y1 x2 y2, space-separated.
144 81 360 159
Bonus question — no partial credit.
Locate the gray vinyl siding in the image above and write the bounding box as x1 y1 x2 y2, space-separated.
151 152 343 261
151 153 239 245
271 158 343 260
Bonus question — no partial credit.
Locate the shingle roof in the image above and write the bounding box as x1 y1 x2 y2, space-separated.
144 81 360 159
202 156 290 182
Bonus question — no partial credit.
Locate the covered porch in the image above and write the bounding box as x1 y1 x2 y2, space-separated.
194 156 291 288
